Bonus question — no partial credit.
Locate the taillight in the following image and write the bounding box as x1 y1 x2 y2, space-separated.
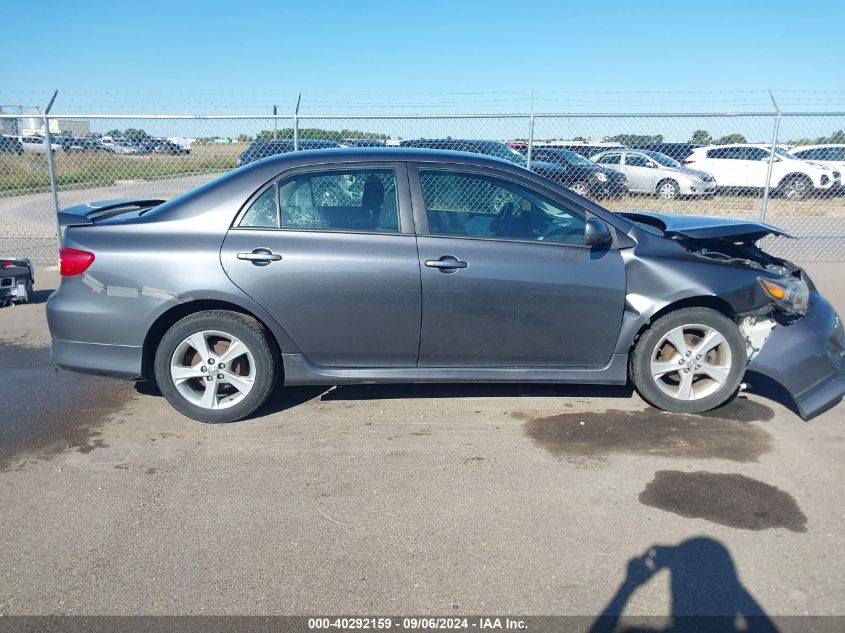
60 247 95 276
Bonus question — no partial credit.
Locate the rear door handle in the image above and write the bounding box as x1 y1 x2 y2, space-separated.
425 255 468 271
237 248 282 266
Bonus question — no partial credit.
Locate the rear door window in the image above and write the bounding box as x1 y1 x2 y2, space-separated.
239 187 279 228
707 147 746 160
625 154 652 167
595 153 621 165
278 169 400 232
745 148 770 161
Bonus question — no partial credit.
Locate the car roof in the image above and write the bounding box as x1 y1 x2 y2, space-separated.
241 147 518 170
790 144 845 151
590 149 624 156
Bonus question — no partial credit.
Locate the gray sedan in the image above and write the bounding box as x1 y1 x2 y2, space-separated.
592 149 716 198
47 148 844 423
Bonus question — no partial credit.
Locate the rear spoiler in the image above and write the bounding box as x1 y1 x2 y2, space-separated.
57 199 166 226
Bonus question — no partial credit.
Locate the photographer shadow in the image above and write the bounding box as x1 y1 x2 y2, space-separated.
589 537 779 633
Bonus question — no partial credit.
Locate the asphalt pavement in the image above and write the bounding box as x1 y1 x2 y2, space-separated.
0 264 842 618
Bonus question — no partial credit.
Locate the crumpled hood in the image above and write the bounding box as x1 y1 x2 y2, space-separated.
618 211 794 241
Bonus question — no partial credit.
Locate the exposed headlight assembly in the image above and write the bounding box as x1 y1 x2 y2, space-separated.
759 276 810 315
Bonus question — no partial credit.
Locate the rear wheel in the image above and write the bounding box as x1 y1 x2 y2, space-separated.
779 175 813 200
154 310 277 423
630 307 746 414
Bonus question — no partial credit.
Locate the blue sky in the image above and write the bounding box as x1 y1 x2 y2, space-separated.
2 0 843 114
1 1 843 142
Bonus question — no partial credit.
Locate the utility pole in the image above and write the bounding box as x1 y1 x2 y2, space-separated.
42 90 61 255
273 105 277 139
760 90 781 222
526 89 535 170
293 93 301 151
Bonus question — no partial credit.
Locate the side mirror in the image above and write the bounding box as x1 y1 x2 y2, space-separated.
585 217 613 249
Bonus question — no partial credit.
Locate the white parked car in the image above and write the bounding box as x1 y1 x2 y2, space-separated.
684 144 839 199
591 149 716 199
101 138 140 155
16 135 61 154
788 145 845 185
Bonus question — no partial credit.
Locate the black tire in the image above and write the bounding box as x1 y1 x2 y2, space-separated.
569 180 591 197
630 307 746 415
154 310 278 423
656 179 680 199
778 174 813 200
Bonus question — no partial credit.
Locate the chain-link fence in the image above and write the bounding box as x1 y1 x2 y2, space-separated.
1 111 844 264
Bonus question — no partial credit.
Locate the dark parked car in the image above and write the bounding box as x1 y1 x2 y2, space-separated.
56 137 101 152
238 139 344 165
632 143 704 163
0 136 23 155
399 138 601 195
549 142 627 157
144 139 190 155
343 139 386 147
1 257 34 306
522 146 628 197
48 149 845 424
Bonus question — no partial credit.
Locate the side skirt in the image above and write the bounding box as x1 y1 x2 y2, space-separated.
282 353 629 386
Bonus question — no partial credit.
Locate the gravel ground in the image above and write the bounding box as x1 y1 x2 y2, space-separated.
0 264 842 618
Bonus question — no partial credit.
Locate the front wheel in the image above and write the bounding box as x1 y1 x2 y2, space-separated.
629 307 746 414
569 180 591 197
656 179 680 199
779 175 813 200
154 310 278 423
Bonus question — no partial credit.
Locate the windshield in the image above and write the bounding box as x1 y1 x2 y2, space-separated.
773 146 797 160
639 150 680 168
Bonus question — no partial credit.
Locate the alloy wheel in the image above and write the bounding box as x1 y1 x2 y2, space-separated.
657 181 679 199
649 323 733 401
169 330 256 410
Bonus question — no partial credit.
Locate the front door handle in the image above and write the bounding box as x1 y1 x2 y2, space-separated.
425 255 468 272
237 248 282 266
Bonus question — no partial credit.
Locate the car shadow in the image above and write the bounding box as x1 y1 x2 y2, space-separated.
27 288 54 305
589 537 779 633
318 382 635 403
134 380 332 417
134 372 797 421
743 370 801 417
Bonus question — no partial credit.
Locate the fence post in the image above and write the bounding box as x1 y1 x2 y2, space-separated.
42 90 61 256
526 89 535 170
760 91 781 222
293 93 301 151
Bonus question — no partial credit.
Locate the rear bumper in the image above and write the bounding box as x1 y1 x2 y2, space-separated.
748 292 845 419
51 339 143 379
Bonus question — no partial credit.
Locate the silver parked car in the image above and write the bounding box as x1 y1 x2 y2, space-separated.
47 148 845 423
592 149 716 199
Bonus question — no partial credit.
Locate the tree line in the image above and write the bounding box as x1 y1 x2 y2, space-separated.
97 127 845 147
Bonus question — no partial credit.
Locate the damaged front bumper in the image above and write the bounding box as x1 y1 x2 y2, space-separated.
749 292 845 419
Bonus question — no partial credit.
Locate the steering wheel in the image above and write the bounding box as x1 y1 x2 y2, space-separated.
489 201 516 235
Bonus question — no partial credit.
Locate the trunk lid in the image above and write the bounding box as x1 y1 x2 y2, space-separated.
57 198 165 227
